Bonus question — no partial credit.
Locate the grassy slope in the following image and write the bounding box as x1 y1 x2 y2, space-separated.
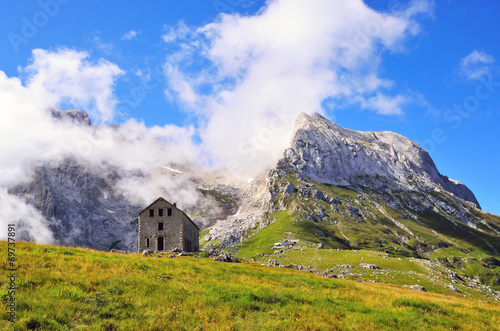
240 171 500 260
235 208 500 296
277 174 500 257
1 242 500 330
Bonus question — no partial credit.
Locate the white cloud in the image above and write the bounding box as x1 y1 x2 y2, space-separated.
460 50 495 80
20 48 123 122
162 21 190 43
122 30 140 41
358 93 408 115
0 48 203 243
1 48 202 183
94 36 114 54
0 1 435 244
0 189 56 244
162 0 433 176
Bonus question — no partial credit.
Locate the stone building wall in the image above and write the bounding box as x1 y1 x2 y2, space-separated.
138 198 187 252
183 218 200 252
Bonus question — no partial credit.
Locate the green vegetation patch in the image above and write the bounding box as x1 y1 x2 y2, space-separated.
393 298 448 315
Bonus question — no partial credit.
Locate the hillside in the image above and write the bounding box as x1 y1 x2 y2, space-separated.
2 242 500 330
232 167 500 267
8 110 500 257
205 114 500 296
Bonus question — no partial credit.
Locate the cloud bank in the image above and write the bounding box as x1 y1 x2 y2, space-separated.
0 48 201 243
19 48 123 122
0 1 434 244
163 0 433 176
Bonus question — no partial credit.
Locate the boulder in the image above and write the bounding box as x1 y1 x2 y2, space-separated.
213 254 238 263
481 257 500 269
359 263 380 270
142 250 153 256
290 264 306 271
209 249 222 257
268 259 285 267
339 264 353 268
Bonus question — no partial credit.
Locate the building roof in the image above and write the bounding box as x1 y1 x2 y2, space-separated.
138 197 200 230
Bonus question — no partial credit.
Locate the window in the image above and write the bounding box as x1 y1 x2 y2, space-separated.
146 238 150 248
167 208 172 216
158 208 164 216
149 209 154 217
158 222 163 231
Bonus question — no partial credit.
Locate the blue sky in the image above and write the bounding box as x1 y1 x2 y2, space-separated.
0 0 499 215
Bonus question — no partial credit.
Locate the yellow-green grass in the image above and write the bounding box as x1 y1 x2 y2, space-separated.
1 242 500 330
234 192 500 296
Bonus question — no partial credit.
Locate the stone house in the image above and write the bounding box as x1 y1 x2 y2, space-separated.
138 197 199 253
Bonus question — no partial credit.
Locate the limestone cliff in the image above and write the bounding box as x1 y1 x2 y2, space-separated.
284 112 480 208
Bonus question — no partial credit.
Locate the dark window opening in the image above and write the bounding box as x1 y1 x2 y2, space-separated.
158 222 163 231
158 237 164 251
167 208 172 216
146 238 150 248
158 208 164 216
149 209 154 217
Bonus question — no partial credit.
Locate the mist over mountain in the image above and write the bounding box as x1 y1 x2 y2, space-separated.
5 109 499 257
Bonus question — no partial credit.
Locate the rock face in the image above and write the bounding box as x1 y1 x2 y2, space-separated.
8 110 499 254
50 108 92 126
10 160 139 251
263 112 500 257
10 159 264 251
202 181 266 248
284 113 480 208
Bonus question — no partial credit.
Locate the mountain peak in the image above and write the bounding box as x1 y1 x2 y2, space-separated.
284 112 480 208
49 108 92 126
294 112 346 132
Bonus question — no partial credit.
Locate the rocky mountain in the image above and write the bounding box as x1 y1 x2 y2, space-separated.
9 110 500 258
10 161 262 252
9 109 263 251
11 160 139 251
284 113 479 207
50 108 92 126
247 112 500 257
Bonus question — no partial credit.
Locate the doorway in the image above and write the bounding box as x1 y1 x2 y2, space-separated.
157 237 164 251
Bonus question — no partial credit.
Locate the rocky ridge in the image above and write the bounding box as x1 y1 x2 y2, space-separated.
260 112 500 257
283 112 479 207
8 109 500 256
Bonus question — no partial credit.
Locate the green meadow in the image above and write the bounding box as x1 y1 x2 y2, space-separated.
1 242 500 330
